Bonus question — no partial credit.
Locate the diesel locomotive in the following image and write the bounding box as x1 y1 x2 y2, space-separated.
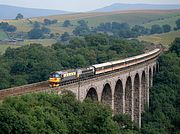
49 48 161 87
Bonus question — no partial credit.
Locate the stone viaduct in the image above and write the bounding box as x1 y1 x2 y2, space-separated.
0 48 161 128
56 55 159 128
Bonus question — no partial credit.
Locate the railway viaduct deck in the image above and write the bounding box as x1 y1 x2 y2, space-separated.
0 48 161 127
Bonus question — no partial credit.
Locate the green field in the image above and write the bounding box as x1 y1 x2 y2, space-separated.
138 30 180 47
0 45 20 54
23 39 57 46
143 14 180 29
0 30 9 40
0 39 57 54
83 12 175 27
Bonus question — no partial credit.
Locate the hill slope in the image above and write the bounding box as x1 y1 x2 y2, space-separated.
138 30 180 47
94 3 180 12
0 5 70 20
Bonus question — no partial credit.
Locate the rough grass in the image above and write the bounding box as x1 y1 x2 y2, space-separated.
138 30 180 47
0 45 20 54
0 30 9 40
0 39 57 54
5 19 33 32
23 39 57 46
143 13 180 29
83 13 173 27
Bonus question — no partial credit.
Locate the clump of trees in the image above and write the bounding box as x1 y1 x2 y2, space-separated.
73 20 90 36
28 28 43 39
141 37 180 134
0 34 144 89
61 32 70 42
150 24 171 34
28 26 51 39
175 18 180 30
33 21 41 28
63 20 72 27
44 19 58 25
90 21 172 38
0 91 138 134
15 13 23 20
162 24 171 33
0 22 17 32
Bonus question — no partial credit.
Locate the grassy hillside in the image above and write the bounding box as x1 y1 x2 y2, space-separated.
138 30 180 47
143 12 180 28
0 30 9 40
84 11 180 27
4 19 33 32
0 9 179 53
2 10 180 34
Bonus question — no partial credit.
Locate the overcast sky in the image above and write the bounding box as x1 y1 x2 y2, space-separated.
0 0 180 12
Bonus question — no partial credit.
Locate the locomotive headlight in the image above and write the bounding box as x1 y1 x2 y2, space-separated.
49 78 61 82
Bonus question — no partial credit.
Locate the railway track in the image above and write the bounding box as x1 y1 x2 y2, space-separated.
0 81 49 100
0 47 162 101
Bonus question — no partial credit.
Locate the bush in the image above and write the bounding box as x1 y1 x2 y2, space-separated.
28 28 43 39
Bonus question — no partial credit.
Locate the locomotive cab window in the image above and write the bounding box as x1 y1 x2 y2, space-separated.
50 73 60 78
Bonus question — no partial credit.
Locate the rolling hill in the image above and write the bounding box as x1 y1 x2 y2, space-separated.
138 30 180 47
0 5 70 20
94 3 180 12
3 9 180 34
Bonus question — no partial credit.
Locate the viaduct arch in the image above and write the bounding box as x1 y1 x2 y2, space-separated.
59 61 158 128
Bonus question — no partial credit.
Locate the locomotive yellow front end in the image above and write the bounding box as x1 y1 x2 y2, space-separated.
49 72 61 87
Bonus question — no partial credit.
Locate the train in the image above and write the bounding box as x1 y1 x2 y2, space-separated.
49 48 161 87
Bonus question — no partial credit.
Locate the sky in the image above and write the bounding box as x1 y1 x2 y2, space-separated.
0 0 180 12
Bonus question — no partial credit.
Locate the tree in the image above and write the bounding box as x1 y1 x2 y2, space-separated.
51 19 58 24
0 92 139 134
16 13 23 20
113 114 138 132
150 24 163 34
61 32 70 42
162 24 171 33
41 27 50 34
44 19 57 25
28 28 43 39
73 20 90 36
0 65 10 89
85 33 109 46
0 22 9 30
6 25 16 32
0 22 16 32
63 20 71 27
170 37 180 56
33 21 41 28
131 25 150 35
176 18 180 29
44 19 51 25
141 39 180 134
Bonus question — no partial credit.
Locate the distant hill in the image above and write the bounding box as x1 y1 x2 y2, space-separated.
93 3 180 12
0 5 70 20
